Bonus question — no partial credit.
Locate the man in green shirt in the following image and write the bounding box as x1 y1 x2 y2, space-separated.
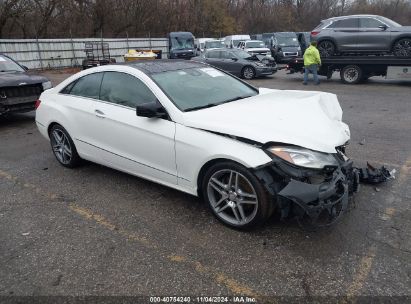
303 41 322 85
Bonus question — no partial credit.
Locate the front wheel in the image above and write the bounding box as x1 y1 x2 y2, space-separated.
241 66 256 79
392 38 411 57
201 162 271 230
340 65 363 84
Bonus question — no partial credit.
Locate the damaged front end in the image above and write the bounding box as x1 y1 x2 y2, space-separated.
254 145 360 229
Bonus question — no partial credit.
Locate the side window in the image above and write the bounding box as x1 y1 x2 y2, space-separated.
60 81 77 94
206 51 220 58
100 72 157 108
69 73 103 99
220 51 230 59
360 18 384 28
330 18 359 28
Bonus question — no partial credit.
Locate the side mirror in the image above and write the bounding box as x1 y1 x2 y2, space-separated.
231 57 238 61
378 25 388 31
136 100 168 119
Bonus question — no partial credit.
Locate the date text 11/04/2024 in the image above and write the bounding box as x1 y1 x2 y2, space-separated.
149 296 257 303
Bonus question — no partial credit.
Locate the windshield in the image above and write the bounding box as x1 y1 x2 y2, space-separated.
170 37 194 50
379 16 401 27
246 41 265 48
151 67 258 111
234 50 254 59
0 55 25 72
206 41 224 49
276 36 299 47
232 40 243 47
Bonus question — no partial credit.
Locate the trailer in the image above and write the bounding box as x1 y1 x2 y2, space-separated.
82 42 116 70
286 56 411 84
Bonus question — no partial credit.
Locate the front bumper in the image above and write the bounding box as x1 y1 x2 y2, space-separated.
255 66 278 76
254 157 359 227
0 98 37 115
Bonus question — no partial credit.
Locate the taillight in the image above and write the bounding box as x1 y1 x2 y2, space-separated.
311 31 320 36
35 99 41 109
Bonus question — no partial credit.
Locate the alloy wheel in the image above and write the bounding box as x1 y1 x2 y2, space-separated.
243 67 255 79
50 128 73 165
393 39 411 57
318 41 335 57
207 169 258 226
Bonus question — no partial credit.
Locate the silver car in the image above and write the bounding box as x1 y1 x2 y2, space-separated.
311 14 411 57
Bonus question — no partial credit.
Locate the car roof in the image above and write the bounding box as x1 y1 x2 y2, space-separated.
245 40 263 43
323 14 380 21
274 32 297 36
120 60 205 75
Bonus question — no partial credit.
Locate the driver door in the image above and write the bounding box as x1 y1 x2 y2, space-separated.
87 71 177 185
222 51 242 75
357 17 392 51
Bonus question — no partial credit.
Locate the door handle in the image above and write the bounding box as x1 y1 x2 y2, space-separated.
94 109 106 118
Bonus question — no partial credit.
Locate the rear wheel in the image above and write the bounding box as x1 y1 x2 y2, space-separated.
49 124 81 168
340 65 363 84
318 40 336 57
393 38 411 57
202 161 271 230
241 66 256 79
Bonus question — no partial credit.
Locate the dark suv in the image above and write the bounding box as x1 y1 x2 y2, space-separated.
311 14 411 57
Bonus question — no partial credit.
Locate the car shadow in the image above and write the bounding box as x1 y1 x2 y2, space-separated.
0 112 35 129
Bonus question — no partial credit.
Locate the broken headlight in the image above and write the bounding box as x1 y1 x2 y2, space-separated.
267 146 338 169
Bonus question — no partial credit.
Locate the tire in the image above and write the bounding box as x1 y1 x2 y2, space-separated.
340 65 363 84
201 161 271 230
241 66 256 79
392 38 411 57
318 40 336 57
49 124 81 168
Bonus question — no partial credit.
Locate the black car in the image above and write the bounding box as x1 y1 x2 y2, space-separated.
0 54 51 115
297 32 311 53
193 49 277 79
168 32 196 60
263 32 302 63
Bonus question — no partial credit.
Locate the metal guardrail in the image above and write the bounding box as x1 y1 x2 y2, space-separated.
0 38 169 70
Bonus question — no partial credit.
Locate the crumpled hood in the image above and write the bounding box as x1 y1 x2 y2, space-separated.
182 90 350 154
0 71 48 88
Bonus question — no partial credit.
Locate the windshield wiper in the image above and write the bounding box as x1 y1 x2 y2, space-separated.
184 96 253 112
185 103 219 112
222 95 253 103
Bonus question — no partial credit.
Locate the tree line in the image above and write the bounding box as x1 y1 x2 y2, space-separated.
0 0 410 39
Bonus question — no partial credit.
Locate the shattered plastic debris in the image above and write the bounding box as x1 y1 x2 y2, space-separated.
357 163 396 185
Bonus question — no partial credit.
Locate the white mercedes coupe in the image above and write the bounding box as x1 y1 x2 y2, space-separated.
36 60 358 230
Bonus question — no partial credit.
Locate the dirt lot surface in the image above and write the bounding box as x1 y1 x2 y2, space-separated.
1 68 410 302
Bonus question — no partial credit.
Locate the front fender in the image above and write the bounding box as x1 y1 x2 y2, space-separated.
175 124 272 194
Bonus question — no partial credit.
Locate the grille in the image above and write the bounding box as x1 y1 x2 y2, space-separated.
1 84 43 98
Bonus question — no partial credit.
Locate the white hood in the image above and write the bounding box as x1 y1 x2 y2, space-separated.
182 90 350 154
246 47 270 53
